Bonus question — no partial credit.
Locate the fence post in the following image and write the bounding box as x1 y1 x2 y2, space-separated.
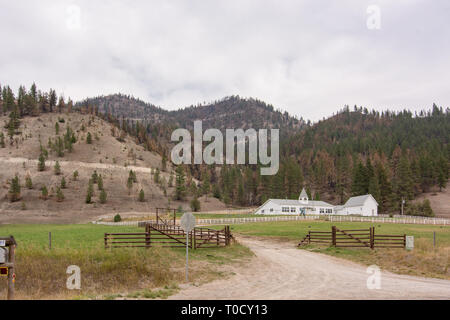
370 227 375 249
104 233 107 249
146 225 151 249
332 226 337 246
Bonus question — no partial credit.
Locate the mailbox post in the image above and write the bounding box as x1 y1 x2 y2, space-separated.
0 236 17 300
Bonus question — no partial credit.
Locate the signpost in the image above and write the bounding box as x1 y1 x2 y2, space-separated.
406 236 414 251
0 236 17 300
180 212 196 282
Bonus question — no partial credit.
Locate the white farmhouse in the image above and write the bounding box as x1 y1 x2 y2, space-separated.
255 188 378 216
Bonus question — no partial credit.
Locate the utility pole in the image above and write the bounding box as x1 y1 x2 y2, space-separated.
401 198 405 216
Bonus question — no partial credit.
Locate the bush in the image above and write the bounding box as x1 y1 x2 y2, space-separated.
86 132 92 144
73 170 79 181
61 177 67 189
114 214 122 222
190 197 201 212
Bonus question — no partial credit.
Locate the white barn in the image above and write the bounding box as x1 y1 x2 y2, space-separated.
255 188 378 216
334 194 378 216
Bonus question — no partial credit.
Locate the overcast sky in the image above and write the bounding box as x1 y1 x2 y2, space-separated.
1 0 449 121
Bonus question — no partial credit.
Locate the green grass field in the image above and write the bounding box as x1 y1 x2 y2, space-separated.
0 224 251 299
230 220 450 279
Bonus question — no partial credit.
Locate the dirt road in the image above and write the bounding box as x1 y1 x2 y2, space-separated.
170 237 450 300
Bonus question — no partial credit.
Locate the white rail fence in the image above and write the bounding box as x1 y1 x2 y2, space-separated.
93 214 450 226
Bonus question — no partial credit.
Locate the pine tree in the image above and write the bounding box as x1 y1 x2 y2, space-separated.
86 180 94 203
73 170 79 181
55 122 59 134
8 174 21 202
174 165 186 200
86 132 92 144
97 174 103 190
127 176 133 195
61 176 67 189
99 189 107 204
38 153 46 171
25 174 33 189
41 185 48 200
138 189 145 202
54 161 61 175
56 187 64 202
0 132 5 148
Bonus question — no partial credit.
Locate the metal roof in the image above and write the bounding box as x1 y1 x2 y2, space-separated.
344 194 378 207
268 199 334 207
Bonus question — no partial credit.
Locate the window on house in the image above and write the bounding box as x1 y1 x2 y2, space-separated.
261 210 265 213
326 209 332 214
270 208 274 212
320 208 325 213
291 207 296 213
282 207 290 213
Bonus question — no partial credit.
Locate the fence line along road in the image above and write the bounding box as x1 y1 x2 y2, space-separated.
92 214 450 226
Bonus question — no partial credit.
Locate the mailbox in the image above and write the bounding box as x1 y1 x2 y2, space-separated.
0 247 9 264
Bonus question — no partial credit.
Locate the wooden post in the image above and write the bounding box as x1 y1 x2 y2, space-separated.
308 231 311 244
104 233 107 249
145 225 150 249
370 227 375 250
7 245 15 300
48 232 52 250
331 226 335 246
433 231 436 247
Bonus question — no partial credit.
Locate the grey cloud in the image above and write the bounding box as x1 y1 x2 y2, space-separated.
0 0 449 121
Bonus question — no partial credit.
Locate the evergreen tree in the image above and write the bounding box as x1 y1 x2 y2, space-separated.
86 132 92 144
8 174 21 202
54 161 61 175
56 187 64 202
61 176 67 189
86 180 94 203
41 185 48 200
138 189 145 202
73 170 79 181
25 174 33 189
190 197 201 212
99 189 107 204
174 165 186 200
38 153 46 171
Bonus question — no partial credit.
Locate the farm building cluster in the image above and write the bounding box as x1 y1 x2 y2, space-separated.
255 188 378 216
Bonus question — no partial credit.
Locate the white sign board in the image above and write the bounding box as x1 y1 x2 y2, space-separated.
406 236 414 250
0 248 7 264
180 212 196 233
0 240 5 247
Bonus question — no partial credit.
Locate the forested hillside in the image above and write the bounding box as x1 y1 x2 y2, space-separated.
2 82 448 216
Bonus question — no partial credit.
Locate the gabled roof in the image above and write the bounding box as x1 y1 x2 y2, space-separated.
344 194 378 207
299 188 308 200
268 199 334 207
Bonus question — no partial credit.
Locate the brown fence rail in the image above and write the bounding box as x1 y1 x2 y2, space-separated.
298 226 405 249
105 223 232 249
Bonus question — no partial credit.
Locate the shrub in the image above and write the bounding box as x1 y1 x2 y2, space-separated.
190 197 201 212
73 170 79 181
114 214 122 222
86 181 94 204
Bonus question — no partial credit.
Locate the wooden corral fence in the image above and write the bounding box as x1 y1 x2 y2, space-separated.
298 226 406 249
104 223 232 249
